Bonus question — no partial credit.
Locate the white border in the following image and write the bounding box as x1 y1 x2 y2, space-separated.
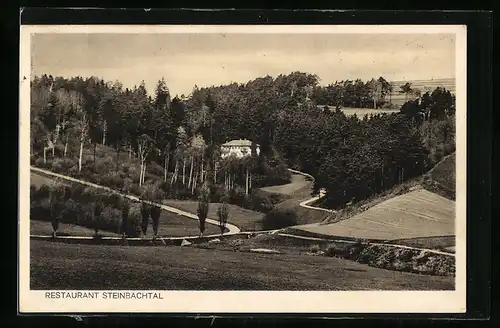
19 24 467 314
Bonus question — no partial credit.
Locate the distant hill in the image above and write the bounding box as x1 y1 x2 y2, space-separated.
389 78 456 107
391 78 455 91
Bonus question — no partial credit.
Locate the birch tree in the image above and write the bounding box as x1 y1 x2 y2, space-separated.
137 134 153 187
75 107 89 173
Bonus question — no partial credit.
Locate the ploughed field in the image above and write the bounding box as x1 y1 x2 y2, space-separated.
295 189 455 242
30 239 454 291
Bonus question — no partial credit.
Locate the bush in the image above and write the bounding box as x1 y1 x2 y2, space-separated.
147 162 164 178
261 208 298 230
250 193 274 213
34 157 46 168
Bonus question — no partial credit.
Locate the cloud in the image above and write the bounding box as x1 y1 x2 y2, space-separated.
31 33 456 96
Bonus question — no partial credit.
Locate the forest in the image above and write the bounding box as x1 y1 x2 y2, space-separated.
30 71 456 210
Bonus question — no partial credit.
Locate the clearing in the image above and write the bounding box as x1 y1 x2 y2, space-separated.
318 106 400 117
30 239 454 290
294 189 455 242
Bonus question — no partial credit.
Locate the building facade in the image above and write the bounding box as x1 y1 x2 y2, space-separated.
220 139 260 159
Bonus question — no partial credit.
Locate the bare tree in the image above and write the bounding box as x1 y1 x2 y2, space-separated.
76 109 89 173
137 134 153 187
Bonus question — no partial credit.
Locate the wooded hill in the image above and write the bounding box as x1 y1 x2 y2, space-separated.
30 71 455 209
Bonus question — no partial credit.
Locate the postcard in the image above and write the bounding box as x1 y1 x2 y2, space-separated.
19 24 466 313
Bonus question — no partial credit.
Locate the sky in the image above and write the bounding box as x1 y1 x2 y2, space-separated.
31 33 456 97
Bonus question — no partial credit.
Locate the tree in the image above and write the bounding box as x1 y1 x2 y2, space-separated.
141 183 165 239
48 187 64 239
217 197 229 236
399 82 413 102
75 105 89 173
140 201 151 237
120 199 130 238
137 134 153 186
91 198 104 237
150 205 162 239
197 184 210 237
171 126 188 185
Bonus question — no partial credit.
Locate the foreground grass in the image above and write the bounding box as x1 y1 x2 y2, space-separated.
30 239 454 291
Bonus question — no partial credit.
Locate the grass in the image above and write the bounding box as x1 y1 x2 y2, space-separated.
30 220 121 237
155 210 220 237
318 106 400 117
422 153 456 200
294 189 455 242
259 174 311 195
270 175 333 226
162 199 264 231
390 236 456 250
30 239 454 290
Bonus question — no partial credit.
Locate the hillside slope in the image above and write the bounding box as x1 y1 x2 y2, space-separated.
422 152 456 200
289 154 456 245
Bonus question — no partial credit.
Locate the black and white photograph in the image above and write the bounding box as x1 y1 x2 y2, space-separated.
19 25 466 313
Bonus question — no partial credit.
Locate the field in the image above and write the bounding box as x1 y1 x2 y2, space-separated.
295 189 455 242
319 106 400 117
30 239 454 290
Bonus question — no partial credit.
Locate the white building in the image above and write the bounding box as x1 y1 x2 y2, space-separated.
220 139 260 159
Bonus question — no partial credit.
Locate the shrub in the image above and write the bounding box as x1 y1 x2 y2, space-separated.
150 206 162 237
34 157 46 168
197 197 209 237
101 207 122 234
120 200 130 236
126 203 143 237
140 202 151 236
310 244 321 253
217 201 229 235
147 162 164 178
129 184 142 197
250 193 274 213
261 208 298 230
122 177 134 193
